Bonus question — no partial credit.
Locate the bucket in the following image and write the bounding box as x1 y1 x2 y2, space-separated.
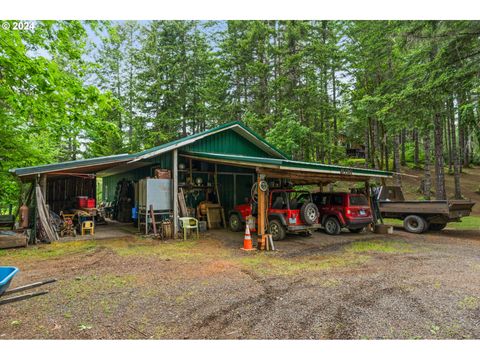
198 221 207 232
77 196 88 208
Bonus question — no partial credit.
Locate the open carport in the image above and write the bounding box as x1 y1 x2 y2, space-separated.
10 121 391 246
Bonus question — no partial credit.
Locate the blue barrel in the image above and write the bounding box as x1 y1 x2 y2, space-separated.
131 207 138 220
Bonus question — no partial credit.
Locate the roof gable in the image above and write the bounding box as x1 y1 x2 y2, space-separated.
130 121 288 162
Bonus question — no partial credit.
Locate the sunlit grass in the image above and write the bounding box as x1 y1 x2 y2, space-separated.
238 252 369 276
346 239 412 254
0 240 98 262
446 216 480 230
384 216 480 230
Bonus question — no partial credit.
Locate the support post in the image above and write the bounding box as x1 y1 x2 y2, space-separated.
173 149 179 238
365 180 373 231
257 173 267 250
39 174 47 199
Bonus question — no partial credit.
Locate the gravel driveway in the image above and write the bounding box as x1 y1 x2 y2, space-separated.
0 227 479 339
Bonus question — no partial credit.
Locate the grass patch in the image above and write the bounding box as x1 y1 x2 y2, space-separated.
60 274 137 302
458 296 479 310
446 216 480 230
238 252 369 276
0 240 98 262
384 216 480 230
346 239 412 254
384 218 404 227
105 238 230 261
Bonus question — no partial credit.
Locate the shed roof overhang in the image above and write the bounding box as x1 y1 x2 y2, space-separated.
9 153 136 180
180 151 392 184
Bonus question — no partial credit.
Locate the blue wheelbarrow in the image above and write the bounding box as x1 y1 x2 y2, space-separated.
0 267 56 306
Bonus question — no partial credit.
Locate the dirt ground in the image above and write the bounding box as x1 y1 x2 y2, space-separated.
1 226 479 340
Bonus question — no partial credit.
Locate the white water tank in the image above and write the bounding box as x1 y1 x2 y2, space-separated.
138 179 172 210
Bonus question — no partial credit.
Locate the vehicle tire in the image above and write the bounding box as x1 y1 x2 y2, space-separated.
403 215 428 234
349 227 365 233
300 202 319 225
324 217 341 235
429 223 447 231
269 219 286 241
229 213 243 232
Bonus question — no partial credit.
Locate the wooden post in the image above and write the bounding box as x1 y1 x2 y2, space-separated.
365 180 373 231
173 149 179 238
257 173 267 250
39 174 47 199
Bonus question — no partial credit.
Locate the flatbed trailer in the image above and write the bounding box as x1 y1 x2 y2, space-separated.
377 186 475 233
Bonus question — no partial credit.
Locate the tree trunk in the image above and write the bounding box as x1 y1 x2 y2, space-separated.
446 110 452 173
413 129 420 168
433 112 446 200
451 100 462 199
423 131 432 200
393 133 402 186
400 129 406 166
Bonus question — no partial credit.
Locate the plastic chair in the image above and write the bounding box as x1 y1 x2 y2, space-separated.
81 221 95 235
179 217 199 241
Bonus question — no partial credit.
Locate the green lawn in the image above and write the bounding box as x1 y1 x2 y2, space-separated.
384 216 480 230
447 216 480 230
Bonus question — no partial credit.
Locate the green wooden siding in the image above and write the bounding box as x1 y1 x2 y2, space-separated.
183 129 271 157
102 153 172 202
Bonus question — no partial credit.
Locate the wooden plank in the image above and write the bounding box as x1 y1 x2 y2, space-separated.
149 205 157 235
0 234 27 249
178 188 188 217
173 149 178 238
257 168 370 183
35 184 58 243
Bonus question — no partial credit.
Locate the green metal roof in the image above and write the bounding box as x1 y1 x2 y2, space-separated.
10 153 134 177
10 121 287 177
180 151 393 178
10 121 392 180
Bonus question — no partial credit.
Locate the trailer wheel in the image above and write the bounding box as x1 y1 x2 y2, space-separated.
429 223 447 231
403 215 427 234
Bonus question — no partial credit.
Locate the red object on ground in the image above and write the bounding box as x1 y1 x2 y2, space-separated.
241 224 255 251
87 198 96 208
77 196 88 208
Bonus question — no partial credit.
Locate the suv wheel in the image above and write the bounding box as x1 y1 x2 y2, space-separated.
300 202 319 225
403 215 427 234
269 219 286 241
324 217 341 235
229 213 243 232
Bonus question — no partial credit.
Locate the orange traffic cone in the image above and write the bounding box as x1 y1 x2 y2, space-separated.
241 224 255 251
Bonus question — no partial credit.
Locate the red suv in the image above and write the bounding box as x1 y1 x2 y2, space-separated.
229 189 320 241
312 192 373 235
